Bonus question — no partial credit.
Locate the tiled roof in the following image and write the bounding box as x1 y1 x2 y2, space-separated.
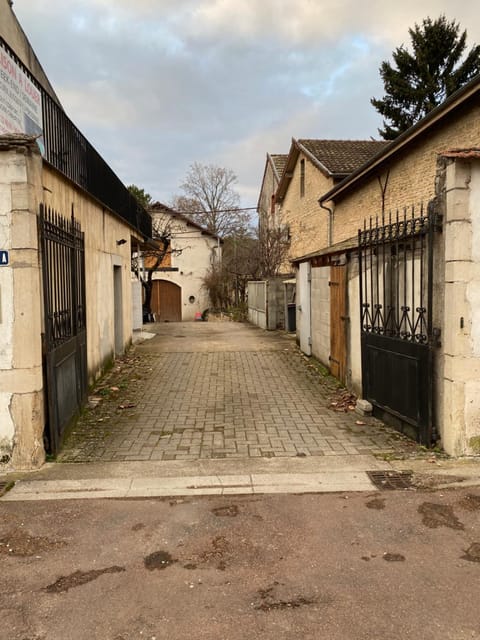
270 153 288 179
298 139 389 176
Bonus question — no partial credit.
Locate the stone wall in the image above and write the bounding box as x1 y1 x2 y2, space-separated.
280 152 331 260
0 136 44 469
42 166 138 380
331 103 480 244
439 156 480 455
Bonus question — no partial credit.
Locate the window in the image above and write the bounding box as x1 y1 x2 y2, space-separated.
300 159 305 197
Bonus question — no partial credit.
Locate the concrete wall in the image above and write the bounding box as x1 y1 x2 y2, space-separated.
439 157 480 455
297 262 311 355
247 281 266 330
248 279 288 331
346 255 362 396
0 136 44 469
310 266 330 365
266 278 286 330
132 279 143 330
42 166 138 379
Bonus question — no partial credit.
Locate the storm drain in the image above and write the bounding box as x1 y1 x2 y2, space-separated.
366 470 413 490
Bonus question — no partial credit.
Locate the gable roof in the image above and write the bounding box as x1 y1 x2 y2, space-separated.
256 152 288 213
276 138 388 202
270 153 288 181
149 202 222 242
320 73 480 205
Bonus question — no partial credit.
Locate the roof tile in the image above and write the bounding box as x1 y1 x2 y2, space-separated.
299 139 388 176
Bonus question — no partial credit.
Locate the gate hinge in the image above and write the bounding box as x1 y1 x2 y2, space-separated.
308 336 312 346
432 327 442 347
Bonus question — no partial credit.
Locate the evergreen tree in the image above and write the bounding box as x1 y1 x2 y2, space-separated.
371 16 480 139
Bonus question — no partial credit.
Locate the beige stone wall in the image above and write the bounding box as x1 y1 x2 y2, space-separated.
42 166 142 380
332 103 480 244
439 157 480 455
0 137 45 469
151 213 219 321
258 160 277 227
280 153 332 260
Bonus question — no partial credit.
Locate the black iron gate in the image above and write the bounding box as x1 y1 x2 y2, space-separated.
358 203 441 445
39 204 87 455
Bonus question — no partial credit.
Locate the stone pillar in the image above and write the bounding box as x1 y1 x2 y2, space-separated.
0 134 45 470
441 154 480 456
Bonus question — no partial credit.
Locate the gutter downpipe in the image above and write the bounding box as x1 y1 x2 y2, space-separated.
319 198 334 247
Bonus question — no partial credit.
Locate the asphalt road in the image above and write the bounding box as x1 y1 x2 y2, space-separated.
1 485 479 640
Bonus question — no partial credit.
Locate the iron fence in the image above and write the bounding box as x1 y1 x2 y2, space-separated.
358 203 437 345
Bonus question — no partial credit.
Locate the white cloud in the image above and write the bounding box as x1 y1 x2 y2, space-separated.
11 0 480 209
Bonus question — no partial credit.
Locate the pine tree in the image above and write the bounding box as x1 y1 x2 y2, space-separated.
371 16 480 139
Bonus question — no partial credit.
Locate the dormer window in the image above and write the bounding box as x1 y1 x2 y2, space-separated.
300 159 305 197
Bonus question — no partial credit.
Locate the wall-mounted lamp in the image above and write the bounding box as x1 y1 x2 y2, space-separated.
116 239 127 246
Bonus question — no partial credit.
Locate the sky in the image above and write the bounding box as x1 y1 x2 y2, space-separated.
11 0 480 210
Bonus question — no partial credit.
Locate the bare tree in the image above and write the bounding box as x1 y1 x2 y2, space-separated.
172 162 250 237
257 224 290 278
131 207 186 318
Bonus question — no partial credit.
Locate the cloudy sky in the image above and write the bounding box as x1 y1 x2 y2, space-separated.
12 0 480 209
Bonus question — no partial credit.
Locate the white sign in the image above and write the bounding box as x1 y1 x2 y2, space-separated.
0 47 43 144
0 251 8 265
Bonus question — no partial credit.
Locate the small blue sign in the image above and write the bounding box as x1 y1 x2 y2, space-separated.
0 251 9 266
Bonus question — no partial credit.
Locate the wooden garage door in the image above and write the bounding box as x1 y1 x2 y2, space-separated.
151 280 182 322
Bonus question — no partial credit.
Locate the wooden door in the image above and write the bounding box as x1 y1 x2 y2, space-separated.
329 265 347 383
151 280 182 321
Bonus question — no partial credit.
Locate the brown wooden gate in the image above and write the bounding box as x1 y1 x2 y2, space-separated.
151 280 182 321
329 265 347 383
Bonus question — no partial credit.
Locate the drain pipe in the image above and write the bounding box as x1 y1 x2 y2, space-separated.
319 198 334 246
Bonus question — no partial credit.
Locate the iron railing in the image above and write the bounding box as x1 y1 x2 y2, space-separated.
1 36 151 239
39 203 86 349
358 203 439 345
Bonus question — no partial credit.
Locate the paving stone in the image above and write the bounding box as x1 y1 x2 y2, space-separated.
59 323 424 464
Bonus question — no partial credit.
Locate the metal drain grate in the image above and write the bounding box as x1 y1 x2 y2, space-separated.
366 470 413 490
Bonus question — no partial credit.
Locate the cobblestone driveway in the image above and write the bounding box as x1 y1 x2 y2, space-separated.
60 321 419 462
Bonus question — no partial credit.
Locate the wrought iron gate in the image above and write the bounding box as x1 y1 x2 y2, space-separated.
358 203 441 445
39 204 87 455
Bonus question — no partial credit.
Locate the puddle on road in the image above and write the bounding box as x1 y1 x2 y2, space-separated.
144 550 176 571
383 552 406 562
365 498 386 510
418 502 464 530
461 543 480 563
254 581 323 612
45 566 125 593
